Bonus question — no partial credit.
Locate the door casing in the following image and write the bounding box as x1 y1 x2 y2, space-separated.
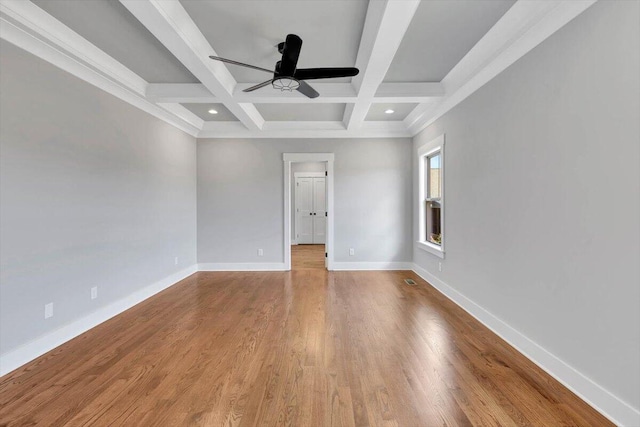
283 153 334 271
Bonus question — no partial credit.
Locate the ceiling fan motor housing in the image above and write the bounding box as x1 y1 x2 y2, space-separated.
209 34 358 99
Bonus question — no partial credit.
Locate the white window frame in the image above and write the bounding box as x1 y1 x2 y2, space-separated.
417 134 445 258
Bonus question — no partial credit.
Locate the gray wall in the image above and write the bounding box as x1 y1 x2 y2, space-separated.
0 42 198 354
413 0 639 411
291 162 326 242
197 138 412 264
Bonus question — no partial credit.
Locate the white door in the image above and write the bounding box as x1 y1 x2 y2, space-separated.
312 177 326 244
295 175 327 244
295 177 314 244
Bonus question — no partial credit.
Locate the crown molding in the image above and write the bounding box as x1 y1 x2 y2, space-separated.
405 0 598 136
0 4 200 137
197 120 411 139
119 0 265 131
1 0 599 140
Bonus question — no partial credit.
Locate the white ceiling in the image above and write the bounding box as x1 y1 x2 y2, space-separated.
182 103 238 121
365 103 419 121
32 0 198 84
384 0 515 82
180 0 368 83
256 103 346 121
1 0 597 138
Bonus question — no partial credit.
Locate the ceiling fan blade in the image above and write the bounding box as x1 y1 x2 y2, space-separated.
294 67 359 80
243 80 273 92
296 80 319 99
279 34 302 76
209 56 274 74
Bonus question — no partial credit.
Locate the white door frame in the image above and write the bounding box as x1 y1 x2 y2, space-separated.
293 172 326 245
284 153 334 271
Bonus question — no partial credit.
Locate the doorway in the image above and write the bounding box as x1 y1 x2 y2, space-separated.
283 153 334 271
294 172 326 245
292 169 326 270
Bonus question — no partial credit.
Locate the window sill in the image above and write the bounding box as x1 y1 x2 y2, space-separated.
417 241 445 259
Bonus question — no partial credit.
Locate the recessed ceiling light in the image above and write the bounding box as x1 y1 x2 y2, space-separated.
208 109 218 115
384 109 395 114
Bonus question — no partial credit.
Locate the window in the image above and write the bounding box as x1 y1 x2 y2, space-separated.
418 135 444 258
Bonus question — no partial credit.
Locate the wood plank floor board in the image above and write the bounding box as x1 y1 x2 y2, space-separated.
0 246 613 426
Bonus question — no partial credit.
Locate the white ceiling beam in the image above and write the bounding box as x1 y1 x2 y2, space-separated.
198 121 410 139
234 83 356 103
374 82 444 103
344 0 420 129
146 84 214 103
146 83 356 103
146 82 443 104
119 0 264 131
405 0 598 135
1 0 146 95
156 103 204 129
262 121 346 131
0 0 199 136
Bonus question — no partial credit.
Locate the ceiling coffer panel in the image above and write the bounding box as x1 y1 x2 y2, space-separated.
182 104 239 122
384 0 516 82
365 104 419 121
32 0 199 84
181 0 368 83
255 104 346 122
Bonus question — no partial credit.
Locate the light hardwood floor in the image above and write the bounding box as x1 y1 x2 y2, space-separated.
0 247 611 426
292 244 325 270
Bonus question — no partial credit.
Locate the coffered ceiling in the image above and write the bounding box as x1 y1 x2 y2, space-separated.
0 0 597 138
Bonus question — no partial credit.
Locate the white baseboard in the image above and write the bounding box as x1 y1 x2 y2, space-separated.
411 263 640 427
0 265 198 377
332 261 413 271
198 262 286 271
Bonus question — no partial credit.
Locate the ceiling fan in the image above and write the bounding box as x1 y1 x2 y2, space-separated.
209 34 359 99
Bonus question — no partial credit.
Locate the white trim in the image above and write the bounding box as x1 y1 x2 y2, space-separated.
283 153 335 163
0 265 198 377
345 0 420 130
197 263 286 272
283 153 335 271
156 103 204 129
197 121 411 139
0 13 199 137
411 263 640 427
146 82 444 104
118 0 264 131
4 258 635 426
417 134 445 256
293 172 326 179
332 262 413 271
416 241 444 259
406 0 597 135
1 0 597 139
0 0 146 95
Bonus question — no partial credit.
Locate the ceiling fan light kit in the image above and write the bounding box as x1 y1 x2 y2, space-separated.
209 34 359 99
272 77 300 92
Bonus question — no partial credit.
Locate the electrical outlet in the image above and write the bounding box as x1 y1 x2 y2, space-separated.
438 262 442 272
91 287 98 300
44 303 53 319
258 249 264 256
174 256 179 266
349 248 355 256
